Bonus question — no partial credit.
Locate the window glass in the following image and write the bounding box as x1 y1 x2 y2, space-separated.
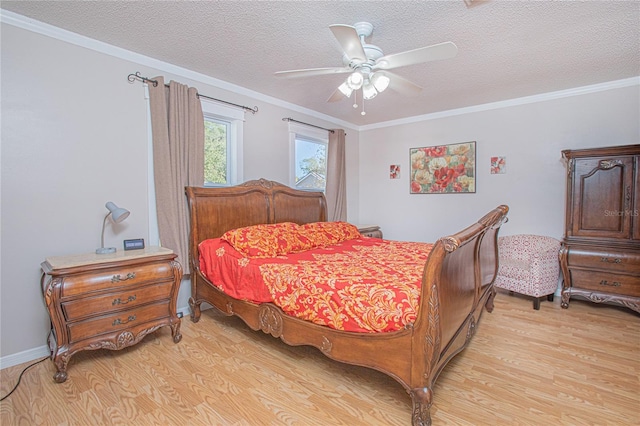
288 122 328 192
294 137 327 191
201 100 244 186
204 117 229 185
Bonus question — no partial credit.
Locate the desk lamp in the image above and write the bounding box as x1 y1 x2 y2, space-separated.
96 202 130 254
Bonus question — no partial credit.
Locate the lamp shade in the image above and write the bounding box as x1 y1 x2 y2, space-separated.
362 81 378 100
105 201 130 223
371 72 390 93
96 202 130 254
338 81 353 97
346 71 364 90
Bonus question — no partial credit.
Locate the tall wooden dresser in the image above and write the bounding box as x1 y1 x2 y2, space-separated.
559 144 640 314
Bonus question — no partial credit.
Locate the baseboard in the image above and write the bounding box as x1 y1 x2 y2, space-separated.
0 345 50 370
0 304 193 371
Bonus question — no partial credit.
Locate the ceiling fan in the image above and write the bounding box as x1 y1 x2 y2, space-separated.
275 22 458 114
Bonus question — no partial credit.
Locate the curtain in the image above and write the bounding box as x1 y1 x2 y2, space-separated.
147 76 204 275
325 129 347 221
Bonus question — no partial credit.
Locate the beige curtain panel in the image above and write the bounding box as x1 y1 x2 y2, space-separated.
147 76 204 275
325 129 347 222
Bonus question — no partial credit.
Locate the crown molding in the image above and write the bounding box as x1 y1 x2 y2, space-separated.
0 10 357 131
360 76 640 131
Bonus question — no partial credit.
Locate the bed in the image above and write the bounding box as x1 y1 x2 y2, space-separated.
186 179 509 426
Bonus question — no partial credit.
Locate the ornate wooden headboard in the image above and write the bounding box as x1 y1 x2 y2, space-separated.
185 179 327 272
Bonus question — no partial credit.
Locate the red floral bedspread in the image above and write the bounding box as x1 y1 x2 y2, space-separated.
198 237 434 333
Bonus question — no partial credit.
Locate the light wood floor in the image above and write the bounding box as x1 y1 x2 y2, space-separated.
2 291 638 425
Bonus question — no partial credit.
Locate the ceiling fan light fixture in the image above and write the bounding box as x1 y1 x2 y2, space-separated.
371 73 390 93
362 81 378 100
346 71 364 90
338 81 353 97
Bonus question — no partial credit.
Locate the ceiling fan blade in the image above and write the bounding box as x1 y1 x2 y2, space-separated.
375 41 458 70
274 67 351 78
382 71 424 95
329 24 367 62
326 87 345 103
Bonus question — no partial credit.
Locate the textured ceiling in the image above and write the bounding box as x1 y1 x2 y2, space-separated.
2 1 639 126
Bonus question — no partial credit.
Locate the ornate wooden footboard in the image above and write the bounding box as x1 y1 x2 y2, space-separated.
186 179 509 425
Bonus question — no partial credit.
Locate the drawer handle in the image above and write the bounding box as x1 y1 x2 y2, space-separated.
600 257 622 264
112 315 136 326
112 295 136 306
111 272 136 283
599 280 621 287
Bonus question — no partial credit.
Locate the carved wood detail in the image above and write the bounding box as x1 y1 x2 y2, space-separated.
423 284 441 379
259 304 283 337
410 387 434 426
440 237 459 253
320 336 333 354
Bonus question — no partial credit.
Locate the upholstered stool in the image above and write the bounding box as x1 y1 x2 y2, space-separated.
495 234 561 310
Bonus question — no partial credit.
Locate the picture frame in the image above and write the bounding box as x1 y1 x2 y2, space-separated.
410 141 476 194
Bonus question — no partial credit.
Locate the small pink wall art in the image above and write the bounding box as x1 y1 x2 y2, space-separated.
491 156 506 174
390 164 400 179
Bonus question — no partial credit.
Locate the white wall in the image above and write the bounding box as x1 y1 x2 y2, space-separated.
358 86 640 243
0 20 359 364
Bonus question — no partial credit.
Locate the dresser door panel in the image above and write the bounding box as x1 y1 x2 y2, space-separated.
571 157 633 239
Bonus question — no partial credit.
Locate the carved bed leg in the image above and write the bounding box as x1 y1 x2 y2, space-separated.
189 297 201 323
410 387 433 426
485 286 497 313
561 289 570 309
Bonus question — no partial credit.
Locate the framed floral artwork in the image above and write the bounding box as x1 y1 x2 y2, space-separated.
410 141 476 194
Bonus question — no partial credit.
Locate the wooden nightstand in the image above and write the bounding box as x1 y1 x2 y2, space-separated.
41 247 182 383
357 225 383 239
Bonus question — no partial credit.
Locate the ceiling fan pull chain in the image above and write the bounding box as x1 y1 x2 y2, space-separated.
361 95 366 116
353 90 358 109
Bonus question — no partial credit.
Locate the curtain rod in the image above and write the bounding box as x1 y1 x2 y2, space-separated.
282 117 335 133
127 72 258 114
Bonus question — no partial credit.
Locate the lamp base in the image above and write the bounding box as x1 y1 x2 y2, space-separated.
96 247 117 255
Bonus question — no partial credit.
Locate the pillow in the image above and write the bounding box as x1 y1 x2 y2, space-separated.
300 221 362 247
220 222 313 258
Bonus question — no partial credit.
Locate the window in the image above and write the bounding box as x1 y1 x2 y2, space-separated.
289 123 328 192
201 100 244 186
204 118 229 185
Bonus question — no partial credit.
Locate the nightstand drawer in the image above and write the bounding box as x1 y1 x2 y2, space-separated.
62 281 174 321
61 263 175 297
67 302 170 342
569 270 640 297
567 248 640 274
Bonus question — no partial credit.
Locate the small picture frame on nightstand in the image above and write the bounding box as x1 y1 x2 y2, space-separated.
124 238 145 251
